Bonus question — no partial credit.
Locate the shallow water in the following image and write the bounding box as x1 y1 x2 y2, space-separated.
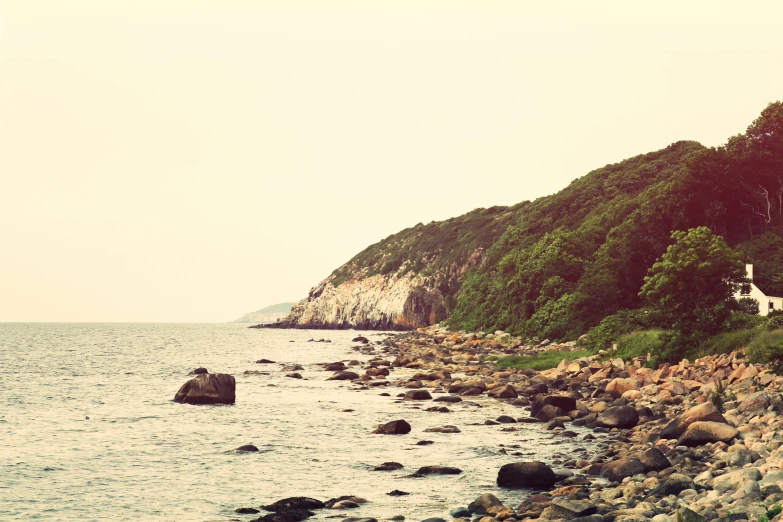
1 323 596 521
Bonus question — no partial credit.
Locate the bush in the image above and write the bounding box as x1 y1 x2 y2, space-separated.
737 297 760 315
580 308 661 352
768 315 783 331
727 312 767 331
748 330 783 373
698 329 761 357
614 329 666 360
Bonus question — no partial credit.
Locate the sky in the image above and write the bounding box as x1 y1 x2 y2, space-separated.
1 1 783 322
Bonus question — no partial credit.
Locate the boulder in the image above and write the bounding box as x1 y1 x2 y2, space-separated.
286 373 303 379
597 406 639 429
601 458 646 482
261 497 325 511
660 402 727 439
173 373 236 405
324 362 346 371
373 462 403 471
190 367 208 374
415 465 463 475
423 425 461 433
534 404 565 423
639 448 671 471
403 390 433 401
372 419 411 435
256 510 314 522
540 499 597 520
488 385 518 399
531 395 577 417
606 378 639 395
327 371 360 381
434 395 462 403
677 421 739 447
713 468 762 493
235 444 259 452
352 336 370 344
497 461 557 489
256 358 276 363
468 493 503 514
653 473 694 496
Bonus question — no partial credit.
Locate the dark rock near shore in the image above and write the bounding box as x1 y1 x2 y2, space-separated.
261 497 325 512
639 447 671 471
403 390 432 401
253 509 315 522
597 406 639 429
677 421 739 446
286 373 303 379
433 395 462 403
468 493 502 514
373 419 411 435
235 444 259 452
173 373 236 405
327 371 360 381
497 461 557 489
387 490 410 496
423 425 460 433
236 507 260 514
373 461 403 471
352 336 370 344
601 457 646 482
190 367 208 374
256 359 276 364
415 465 463 476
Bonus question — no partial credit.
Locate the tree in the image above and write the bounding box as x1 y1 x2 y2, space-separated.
639 226 748 362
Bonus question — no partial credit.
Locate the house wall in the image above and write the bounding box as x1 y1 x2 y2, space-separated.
735 282 772 316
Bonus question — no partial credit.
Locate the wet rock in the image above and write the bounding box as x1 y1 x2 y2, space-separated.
190 367 208 374
235 444 259 452
531 395 577 417
352 336 370 344
450 507 471 518
324 362 346 371
387 490 410 496
325 496 368 508
254 510 315 522
495 415 516 424
601 458 646 482
327 371 360 381
403 390 433 401
416 440 434 445
261 497 325 511
496 461 557 489
236 507 260 514
256 359 276 364
677 421 739 446
173 373 236 405
415 465 463 476
423 425 461 433
373 461 403 471
597 406 639 429
433 395 462 403
282 364 304 372
372 419 411 435
468 493 502 514
286 373 303 379
649 473 694 497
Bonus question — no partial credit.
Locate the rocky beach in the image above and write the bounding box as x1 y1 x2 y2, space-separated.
235 326 783 522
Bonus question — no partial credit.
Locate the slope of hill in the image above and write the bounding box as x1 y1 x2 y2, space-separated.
275 102 783 336
233 302 295 323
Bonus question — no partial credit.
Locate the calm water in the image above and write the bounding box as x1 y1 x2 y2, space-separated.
1 323 594 521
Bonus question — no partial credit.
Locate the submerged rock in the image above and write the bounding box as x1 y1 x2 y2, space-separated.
415 465 463 476
261 497 325 512
372 419 411 435
373 461 403 471
235 444 259 452
173 373 235 405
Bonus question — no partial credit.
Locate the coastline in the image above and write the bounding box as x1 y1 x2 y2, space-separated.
271 325 783 522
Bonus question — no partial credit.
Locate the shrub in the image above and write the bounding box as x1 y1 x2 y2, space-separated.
737 297 760 315
698 329 761 357
727 312 767 331
614 329 666 360
580 308 661 352
748 330 783 373
494 350 592 371
768 315 783 331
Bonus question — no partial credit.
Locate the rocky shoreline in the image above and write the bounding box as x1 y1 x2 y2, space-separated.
211 325 783 522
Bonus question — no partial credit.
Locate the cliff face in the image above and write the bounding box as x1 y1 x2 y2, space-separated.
276 273 448 330
233 302 294 323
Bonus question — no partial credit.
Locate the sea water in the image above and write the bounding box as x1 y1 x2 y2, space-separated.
1 323 595 521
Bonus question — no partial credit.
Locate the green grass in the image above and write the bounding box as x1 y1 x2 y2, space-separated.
694 329 759 358
613 329 666 360
494 350 592 371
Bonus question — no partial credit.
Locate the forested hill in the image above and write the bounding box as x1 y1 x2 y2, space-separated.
278 102 783 335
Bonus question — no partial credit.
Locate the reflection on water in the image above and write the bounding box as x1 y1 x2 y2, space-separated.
0 323 595 521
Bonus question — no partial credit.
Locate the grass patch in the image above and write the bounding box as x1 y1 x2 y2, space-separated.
748 329 783 369
692 328 761 359
494 350 592 371
614 329 666 360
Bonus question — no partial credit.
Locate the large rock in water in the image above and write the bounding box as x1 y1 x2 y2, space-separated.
497 462 557 489
173 373 235 405
677 421 739 446
372 419 411 435
601 458 646 482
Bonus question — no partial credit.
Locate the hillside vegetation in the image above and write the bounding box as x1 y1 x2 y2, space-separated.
319 102 783 344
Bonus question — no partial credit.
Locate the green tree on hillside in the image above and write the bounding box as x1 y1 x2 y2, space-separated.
639 226 748 363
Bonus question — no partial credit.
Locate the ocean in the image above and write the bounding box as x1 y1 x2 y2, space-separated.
1 323 591 521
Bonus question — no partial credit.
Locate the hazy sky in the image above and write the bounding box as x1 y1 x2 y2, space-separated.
2 1 782 322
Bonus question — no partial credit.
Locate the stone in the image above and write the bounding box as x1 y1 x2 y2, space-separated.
173 373 236 405
496 461 557 489
415 465 462 475
373 461 403 471
597 406 639 429
601 458 646 482
235 444 259 452
373 420 411 435
606 378 639 395
261 497 325 511
403 390 433 401
433 395 462 403
286 373 303 379
488 385 518 398
661 402 728 439
386 490 409 496
352 336 370 344
639 448 671 471
496 415 517 424
713 468 762 493
677 421 739 447
256 358 276 363
256 510 314 522
468 493 502 514
235 507 260 514
531 395 577 417
190 367 208 374
423 425 461 433
654 473 694 496
327 371 360 381
540 499 597 520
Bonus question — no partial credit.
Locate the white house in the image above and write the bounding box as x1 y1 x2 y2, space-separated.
736 264 783 316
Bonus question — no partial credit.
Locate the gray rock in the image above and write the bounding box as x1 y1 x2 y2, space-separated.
372 419 411 435
597 406 639 429
173 373 236 405
497 461 557 489
677 421 739 446
713 468 762 493
403 390 433 401
467 493 502 514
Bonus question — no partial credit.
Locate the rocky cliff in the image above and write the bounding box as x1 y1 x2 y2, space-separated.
233 302 295 323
